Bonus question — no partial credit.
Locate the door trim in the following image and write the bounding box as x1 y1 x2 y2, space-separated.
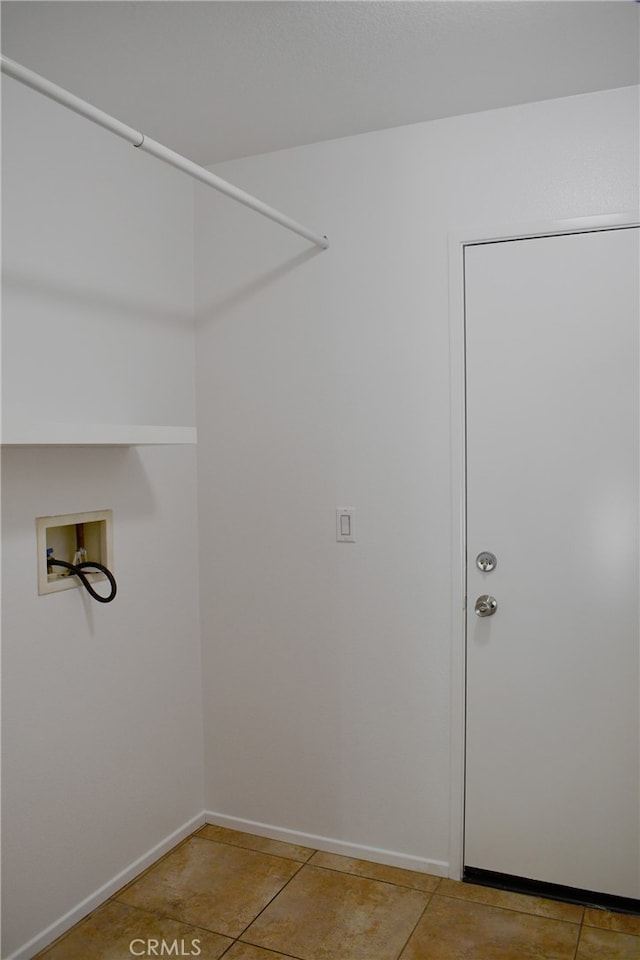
446 212 640 881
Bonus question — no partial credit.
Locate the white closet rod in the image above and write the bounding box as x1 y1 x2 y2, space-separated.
1 55 329 250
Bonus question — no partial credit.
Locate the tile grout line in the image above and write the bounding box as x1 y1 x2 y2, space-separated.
196 827 594 923
113 898 236 941
33 891 228 959
37 829 206 954
113 832 316 938
198 834 603 925
104 832 316 949
195 827 316 864
304 859 442 895
233 861 442 960
197 828 444 894
392 890 438 960
572 922 582 960
109 828 202 902
431 891 585 924
572 909 586 960
72 830 318 955
219 939 304 960
196 827 444 890
232 856 312 948
193 837 444 956
117 836 314 946
82 896 239 951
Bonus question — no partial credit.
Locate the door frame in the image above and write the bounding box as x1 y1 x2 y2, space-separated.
446 211 639 881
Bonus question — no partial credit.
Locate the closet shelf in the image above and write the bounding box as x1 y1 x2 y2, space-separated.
1 423 197 446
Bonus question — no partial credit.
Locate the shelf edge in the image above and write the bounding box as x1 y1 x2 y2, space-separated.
1 424 198 446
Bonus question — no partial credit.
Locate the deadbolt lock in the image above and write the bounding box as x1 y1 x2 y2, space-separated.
476 551 497 572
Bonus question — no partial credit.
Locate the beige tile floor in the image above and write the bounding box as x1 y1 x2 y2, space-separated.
36 825 640 960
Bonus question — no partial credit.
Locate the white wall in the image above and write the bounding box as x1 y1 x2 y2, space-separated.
2 80 196 431
194 87 639 870
3 77 638 957
1 81 203 958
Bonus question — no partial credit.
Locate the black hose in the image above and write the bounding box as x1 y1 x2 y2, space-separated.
48 557 117 603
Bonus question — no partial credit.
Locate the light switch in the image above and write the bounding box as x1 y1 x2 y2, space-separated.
336 507 355 542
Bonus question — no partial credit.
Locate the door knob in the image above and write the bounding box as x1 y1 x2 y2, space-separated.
475 595 497 617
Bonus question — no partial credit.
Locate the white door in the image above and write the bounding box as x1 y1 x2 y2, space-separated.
464 226 639 900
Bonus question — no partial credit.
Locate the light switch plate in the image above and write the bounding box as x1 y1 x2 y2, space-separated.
336 507 355 543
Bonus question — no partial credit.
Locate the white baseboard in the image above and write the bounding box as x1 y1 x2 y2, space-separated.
7 810 448 960
5 812 206 960
204 810 449 878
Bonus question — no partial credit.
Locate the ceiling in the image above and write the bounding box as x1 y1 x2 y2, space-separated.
1 1 638 167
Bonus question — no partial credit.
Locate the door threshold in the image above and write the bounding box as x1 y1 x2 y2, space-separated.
463 867 640 915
